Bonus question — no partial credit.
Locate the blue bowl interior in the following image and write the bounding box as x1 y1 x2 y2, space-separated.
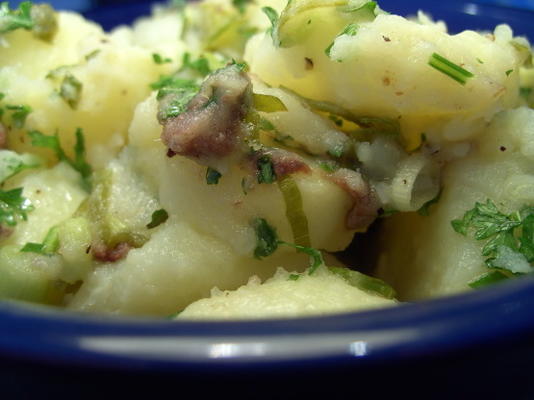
1 0 534 372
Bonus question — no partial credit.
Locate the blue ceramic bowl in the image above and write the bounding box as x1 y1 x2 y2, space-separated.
2 1 534 397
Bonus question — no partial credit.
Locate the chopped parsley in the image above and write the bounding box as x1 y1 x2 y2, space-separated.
152 76 200 121
318 160 340 173
147 209 169 229
0 150 41 183
152 53 172 65
28 128 92 191
452 200 534 287
325 23 359 58
232 0 251 14
505 69 513 77
0 2 57 41
261 6 279 46
251 218 325 274
180 53 211 76
59 73 83 109
252 217 278 259
428 53 474 85
344 1 378 15
0 2 33 34
206 167 222 185
5 104 32 129
0 187 33 227
21 226 59 255
280 241 325 275
257 155 276 184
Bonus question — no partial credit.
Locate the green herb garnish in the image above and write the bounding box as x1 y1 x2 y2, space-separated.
428 53 474 85
418 189 442 216
257 155 276 184
0 187 33 227
147 209 169 229
180 53 212 77
20 226 59 255
59 73 83 109
325 23 359 58
0 2 57 41
232 0 251 14
206 167 222 185
252 217 279 259
261 6 279 46
28 128 92 191
152 76 200 121
152 53 172 65
452 200 534 286
5 104 32 129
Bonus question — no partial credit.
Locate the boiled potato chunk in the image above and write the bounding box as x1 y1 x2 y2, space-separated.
67 220 311 316
377 107 534 299
246 10 525 148
0 12 169 168
178 267 395 319
3 162 87 247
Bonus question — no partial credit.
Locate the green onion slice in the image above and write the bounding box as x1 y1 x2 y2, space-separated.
329 266 397 299
277 175 311 247
428 53 474 85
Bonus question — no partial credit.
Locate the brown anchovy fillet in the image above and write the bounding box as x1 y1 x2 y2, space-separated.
92 242 131 263
328 168 380 231
161 65 252 160
252 148 311 179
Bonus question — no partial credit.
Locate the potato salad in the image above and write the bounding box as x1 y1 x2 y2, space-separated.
0 0 532 319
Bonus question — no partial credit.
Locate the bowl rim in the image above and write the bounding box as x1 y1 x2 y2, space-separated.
2 0 534 372
1 276 534 370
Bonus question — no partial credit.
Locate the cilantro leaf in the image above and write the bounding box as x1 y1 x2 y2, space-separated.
28 128 92 191
252 217 279 259
147 209 169 229
0 187 33 227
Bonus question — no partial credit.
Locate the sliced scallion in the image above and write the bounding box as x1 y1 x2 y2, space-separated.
277 175 310 247
428 53 474 85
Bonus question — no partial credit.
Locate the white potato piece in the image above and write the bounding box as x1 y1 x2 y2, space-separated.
377 107 534 299
67 220 312 316
3 162 87 247
246 11 525 149
178 267 395 319
0 12 167 168
128 94 356 253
